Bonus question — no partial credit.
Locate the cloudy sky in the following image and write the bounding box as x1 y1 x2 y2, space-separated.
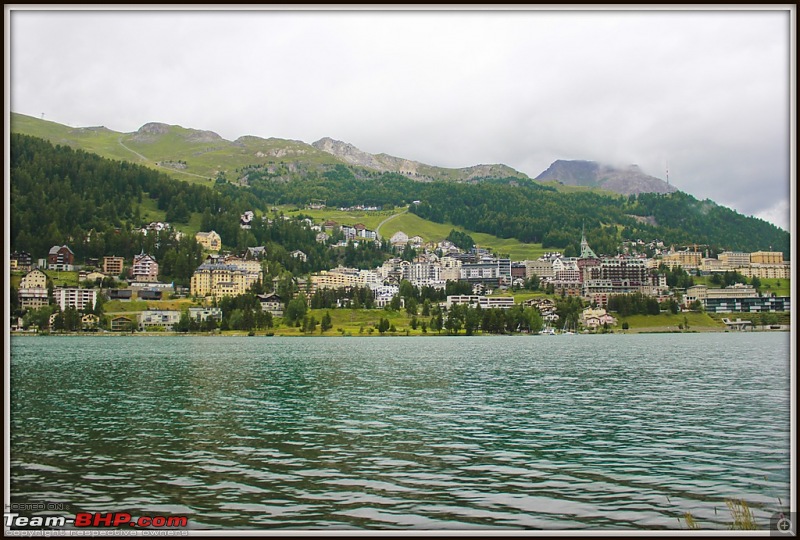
7 6 794 231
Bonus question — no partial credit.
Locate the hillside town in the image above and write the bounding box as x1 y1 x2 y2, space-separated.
10 214 791 335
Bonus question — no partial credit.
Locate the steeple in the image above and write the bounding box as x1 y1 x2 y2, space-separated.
579 223 597 259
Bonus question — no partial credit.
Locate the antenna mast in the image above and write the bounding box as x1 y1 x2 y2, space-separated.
666 160 669 186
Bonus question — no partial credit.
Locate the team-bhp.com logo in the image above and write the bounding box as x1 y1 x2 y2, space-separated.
5 512 188 529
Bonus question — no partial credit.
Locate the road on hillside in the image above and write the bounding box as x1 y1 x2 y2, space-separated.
375 208 408 237
117 136 212 180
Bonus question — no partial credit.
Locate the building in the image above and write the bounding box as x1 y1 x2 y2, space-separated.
11 251 33 272
132 253 159 282
445 295 515 310
138 310 181 331
552 258 581 282
190 259 263 298
580 307 617 329
739 264 791 280
661 249 702 270
750 251 784 265
524 259 555 279
700 257 725 273
290 250 308 263
459 257 511 286
721 317 754 331
581 256 663 307
18 268 49 310
188 307 223 322
704 296 790 313
390 231 409 246
137 289 163 301
717 251 751 269
195 230 222 251
510 263 527 280
54 288 98 312
81 314 101 330
108 289 132 301
683 283 758 306
47 245 75 271
579 229 598 259
111 315 135 332
103 256 125 276
129 281 174 291
256 293 284 317
245 246 267 260
310 266 361 293
80 271 107 284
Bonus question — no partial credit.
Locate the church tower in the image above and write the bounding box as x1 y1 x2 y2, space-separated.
579 224 598 259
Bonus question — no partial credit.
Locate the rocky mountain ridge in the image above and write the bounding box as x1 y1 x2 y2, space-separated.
12 112 676 194
535 159 676 196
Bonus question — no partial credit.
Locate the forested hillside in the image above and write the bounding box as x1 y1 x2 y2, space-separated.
9 134 390 285
10 134 790 270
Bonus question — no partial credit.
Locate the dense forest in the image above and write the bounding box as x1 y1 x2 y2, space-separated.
11 134 791 276
9 134 393 285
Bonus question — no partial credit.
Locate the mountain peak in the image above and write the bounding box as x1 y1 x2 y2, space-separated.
535 159 676 196
312 137 390 171
132 122 222 143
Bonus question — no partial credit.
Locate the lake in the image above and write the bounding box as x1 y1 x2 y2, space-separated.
9 333 792 531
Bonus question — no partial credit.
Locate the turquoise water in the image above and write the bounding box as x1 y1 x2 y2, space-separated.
9 333 792 530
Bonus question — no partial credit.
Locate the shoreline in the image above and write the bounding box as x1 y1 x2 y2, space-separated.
9 327 789 337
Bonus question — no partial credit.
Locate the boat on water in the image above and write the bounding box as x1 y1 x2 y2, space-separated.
539 327 556 335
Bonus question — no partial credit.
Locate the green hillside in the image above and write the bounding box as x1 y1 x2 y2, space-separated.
10 113 531 186
10 112 345 185
287 206 549 260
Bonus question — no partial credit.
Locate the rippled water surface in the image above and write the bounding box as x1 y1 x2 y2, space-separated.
10 333 791 530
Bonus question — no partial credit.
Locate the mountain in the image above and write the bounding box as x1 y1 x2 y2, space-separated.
10 113 529 185
535 160 677 196
311 137 528 182
10 131 791 264
12 113 685 195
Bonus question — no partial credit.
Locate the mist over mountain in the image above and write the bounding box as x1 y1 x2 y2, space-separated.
535 160 677 196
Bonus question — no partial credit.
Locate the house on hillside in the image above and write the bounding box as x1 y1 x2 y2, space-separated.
48 245 75 271
132 253 159 282
103 256 125 276
11 251 33 272
195 230 222 251
390 231 409 246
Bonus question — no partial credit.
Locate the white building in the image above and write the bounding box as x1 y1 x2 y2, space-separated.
445 295 515 310
54 288 98 312
138 310 181 331
390 231 409 246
